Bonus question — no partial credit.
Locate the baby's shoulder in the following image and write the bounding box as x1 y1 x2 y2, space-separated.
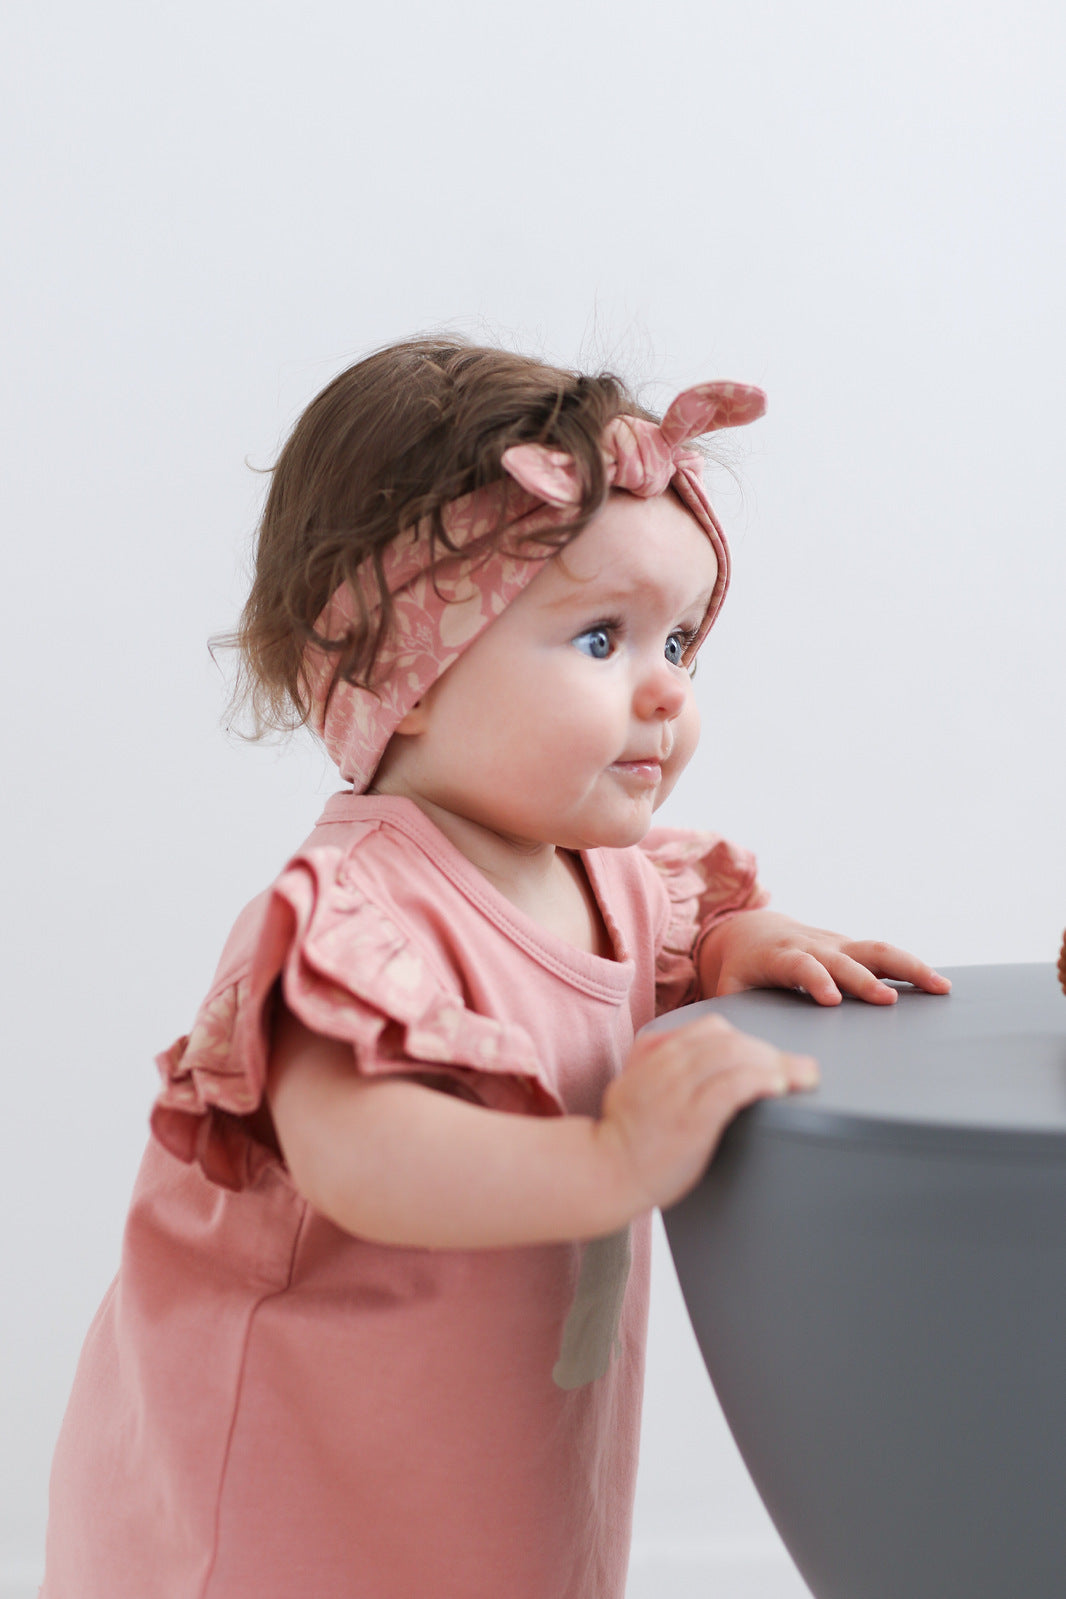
152 800 550 1187
207 794 502 1021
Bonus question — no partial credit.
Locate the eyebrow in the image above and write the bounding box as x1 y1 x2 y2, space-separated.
545 577 718 616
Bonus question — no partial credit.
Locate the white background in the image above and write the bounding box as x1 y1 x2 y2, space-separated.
3 2 1065 1594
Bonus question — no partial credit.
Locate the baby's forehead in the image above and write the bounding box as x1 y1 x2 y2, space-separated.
546 491 716 587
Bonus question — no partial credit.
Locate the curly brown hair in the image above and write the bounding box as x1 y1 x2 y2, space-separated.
229 335 660 735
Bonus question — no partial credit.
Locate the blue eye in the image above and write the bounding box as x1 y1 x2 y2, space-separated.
573 627 614 659
664 633 686 667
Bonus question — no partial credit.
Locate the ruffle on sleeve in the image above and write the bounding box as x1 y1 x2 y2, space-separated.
641 828 769 1016
150 846 552 1191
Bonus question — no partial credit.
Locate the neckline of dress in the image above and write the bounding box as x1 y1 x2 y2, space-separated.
314 790 635 996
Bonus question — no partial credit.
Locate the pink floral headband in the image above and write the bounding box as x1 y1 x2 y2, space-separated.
300 381 766 790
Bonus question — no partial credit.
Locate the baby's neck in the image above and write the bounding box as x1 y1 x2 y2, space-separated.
383 793 614 958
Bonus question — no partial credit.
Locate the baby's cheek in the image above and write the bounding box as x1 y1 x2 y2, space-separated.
656 698 701 805
674 696 701 769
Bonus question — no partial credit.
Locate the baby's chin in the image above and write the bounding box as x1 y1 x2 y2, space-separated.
564 808 660 854
556 769 691 851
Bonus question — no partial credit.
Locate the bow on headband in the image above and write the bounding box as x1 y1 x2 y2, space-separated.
302 381 766 790
501 381 767 506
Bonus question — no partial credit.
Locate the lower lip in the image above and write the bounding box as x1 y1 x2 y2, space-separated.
610 760 662 786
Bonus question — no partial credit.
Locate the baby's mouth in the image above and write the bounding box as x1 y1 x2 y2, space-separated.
609 758 663 786
611 731 672 783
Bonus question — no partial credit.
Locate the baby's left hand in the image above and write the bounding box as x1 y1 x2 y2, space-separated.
700 910 951 1006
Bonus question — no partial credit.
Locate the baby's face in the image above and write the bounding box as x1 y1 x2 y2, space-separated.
381 490 717 853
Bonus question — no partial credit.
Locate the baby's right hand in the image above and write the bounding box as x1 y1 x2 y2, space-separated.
597 1014 819 1214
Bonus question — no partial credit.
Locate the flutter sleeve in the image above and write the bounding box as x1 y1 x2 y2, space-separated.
640 828 769 1016
150 845 551 1191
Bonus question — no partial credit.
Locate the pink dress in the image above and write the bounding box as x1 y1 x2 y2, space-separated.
42 794 764 1599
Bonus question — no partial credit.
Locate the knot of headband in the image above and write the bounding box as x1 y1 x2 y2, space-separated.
301 380 766 790
501 380 766 506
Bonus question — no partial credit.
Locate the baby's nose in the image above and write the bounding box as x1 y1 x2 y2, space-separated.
634 656 688 720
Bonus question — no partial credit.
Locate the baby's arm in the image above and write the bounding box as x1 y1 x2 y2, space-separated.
698 909 951 1005
266 1005 817 1249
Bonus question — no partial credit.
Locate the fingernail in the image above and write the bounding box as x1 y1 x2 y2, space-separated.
795 1058 820 1089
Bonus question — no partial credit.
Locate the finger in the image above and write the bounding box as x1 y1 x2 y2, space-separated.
691 1049 820 1119
840 941 952 994
624 1015 742 1101
696 1029 820 1093
662 1019 774 1094
636 1020 821 1126
820 951 899 1005
691 1020 820 1089
658 1023 817 1104
678 1011 737 1039
762 948 843 1006
631 1011 733 1063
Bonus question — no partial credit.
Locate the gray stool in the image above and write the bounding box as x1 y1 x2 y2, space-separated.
652 964 1066 1599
